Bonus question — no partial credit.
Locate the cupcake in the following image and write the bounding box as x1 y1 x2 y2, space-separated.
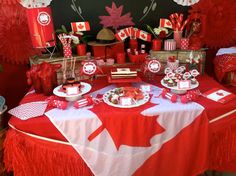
163 77 170 84
191 78 197 85
167 79 175 87
174 79 179 86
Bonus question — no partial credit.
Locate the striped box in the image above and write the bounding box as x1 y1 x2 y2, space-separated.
164 39 176 51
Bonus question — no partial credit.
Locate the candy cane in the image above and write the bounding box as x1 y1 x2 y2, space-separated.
176 14 182 31
181 18 190 31
169 14 177 30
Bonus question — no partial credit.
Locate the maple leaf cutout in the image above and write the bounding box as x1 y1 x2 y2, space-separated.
88 100 165 150
99 2 135 30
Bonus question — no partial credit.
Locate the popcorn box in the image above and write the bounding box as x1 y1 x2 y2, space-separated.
164 39 176 51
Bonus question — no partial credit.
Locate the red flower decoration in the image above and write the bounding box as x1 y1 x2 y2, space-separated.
190 0 236 48
0 3 41 64
158 31 167 39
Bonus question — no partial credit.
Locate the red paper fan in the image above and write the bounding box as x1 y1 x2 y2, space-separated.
0 0 17 4
0 4 41 64
190 0 236 48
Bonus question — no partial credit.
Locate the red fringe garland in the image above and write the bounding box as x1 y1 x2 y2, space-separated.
209 115 236 172
3 129 94 176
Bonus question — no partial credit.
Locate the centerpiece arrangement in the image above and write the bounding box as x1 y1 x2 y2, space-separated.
161 66 200 94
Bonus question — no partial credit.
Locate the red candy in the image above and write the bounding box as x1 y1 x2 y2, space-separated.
74 95 94 109
161 89 177 103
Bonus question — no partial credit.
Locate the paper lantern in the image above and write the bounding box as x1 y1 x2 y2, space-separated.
172 0 200 6
26 7 56 48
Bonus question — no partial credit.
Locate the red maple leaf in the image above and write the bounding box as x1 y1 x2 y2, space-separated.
88 100 165 150
99 2 135 30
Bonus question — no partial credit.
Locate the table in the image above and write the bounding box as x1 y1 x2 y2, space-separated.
4 75 236 176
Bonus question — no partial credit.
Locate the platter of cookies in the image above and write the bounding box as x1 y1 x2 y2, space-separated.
103 87 149 108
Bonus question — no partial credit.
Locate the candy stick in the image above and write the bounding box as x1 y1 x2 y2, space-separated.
181 18 190 31
169 14 176 30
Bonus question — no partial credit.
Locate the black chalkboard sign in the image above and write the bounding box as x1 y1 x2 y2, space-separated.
50 0 189 35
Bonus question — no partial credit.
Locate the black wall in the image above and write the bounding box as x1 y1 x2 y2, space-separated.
51 0 189 35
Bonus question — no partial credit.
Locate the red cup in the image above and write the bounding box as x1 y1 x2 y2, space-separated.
77 44 87 56
173 31 183 49
152 39 162 51
116 53 126 64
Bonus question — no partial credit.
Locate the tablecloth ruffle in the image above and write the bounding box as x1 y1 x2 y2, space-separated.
4 129 94 176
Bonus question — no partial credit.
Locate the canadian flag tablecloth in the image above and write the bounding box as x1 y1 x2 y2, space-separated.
45 84 206 176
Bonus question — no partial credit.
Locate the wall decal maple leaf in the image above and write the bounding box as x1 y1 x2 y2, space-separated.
99 2 135 31
88 100 165 150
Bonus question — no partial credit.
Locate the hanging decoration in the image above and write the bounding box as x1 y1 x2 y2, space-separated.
143 57 161 75
80 60 103 78
139 0 157 21
26 6 56 48
190 0 236 48
70 0 85 21
0 3 41 64
99 2 135 31
0 0 17 4
18 0 52 8
172 0 199 6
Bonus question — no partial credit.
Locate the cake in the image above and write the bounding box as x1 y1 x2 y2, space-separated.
62 77 81 93
111 68 137 79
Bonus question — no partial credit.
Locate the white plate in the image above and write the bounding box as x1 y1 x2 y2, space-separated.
161 79 199 94
53 82 92 101
103 88 150 108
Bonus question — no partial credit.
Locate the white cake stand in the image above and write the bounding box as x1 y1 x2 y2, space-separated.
161 79 199 94
53 82 92 101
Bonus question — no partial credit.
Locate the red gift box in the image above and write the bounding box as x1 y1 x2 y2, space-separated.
128 53 148 63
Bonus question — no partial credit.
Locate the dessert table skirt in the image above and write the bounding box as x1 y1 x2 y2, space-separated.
3 75 236 176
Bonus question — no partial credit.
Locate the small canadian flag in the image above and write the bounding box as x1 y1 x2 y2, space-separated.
71 22 90 32
136 30 152 42
115 29 128 41
159 18 173 29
